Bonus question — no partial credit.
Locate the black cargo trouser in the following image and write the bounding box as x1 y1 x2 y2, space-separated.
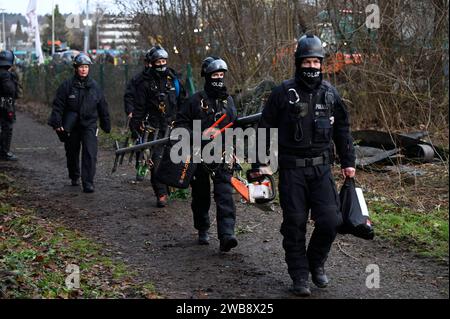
279 163 342 281
0 116 13 155
150 144 168 197
133 124 168 197
64 125 97 186
190 164 236 239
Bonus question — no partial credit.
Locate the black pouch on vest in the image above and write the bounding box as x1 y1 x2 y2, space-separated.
154 145 197 189
313 118 332 143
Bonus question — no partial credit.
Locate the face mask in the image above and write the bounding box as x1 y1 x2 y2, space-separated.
205 77 228 99
210 78 225 88
295 66 323 90
152 64 167 73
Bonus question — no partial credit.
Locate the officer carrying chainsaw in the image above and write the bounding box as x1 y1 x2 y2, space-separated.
175 57 239 252
0 50 20 161
256 34 356 296
124 45 185 208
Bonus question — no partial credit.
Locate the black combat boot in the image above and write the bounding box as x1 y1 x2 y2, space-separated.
292 278 311 297
219 235 238 252
0 151 17 161
156 194 168 208
311 266 329 288
198 230 210 245
82 183 95 193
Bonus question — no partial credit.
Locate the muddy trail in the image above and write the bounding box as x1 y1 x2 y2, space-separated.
1 111 448 299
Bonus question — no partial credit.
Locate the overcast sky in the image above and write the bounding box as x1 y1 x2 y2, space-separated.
0 0 120 15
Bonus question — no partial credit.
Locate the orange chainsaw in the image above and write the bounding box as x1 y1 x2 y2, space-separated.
231 167 276 209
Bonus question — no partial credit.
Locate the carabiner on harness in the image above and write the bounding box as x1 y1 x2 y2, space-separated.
288 88 300 105
288 88 308 118
200 99 208 111
158 101 166 114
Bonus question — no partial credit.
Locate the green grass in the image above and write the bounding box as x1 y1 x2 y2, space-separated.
234 165 448 261
97 126 129 150
0 173 160 299
169 188 190 200
368 197 449 260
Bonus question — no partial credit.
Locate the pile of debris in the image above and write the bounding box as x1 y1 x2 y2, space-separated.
352 130 448 174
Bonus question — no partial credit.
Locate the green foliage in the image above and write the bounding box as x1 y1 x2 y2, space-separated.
15 19 27 42
42 5 68 46
97 127 127 149
169 188 190 200
0 174 159 299
368 199 449 260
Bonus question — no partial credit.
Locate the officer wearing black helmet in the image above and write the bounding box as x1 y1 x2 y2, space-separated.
48 53 111 193
124 45 185 207
176 57 238 252
257 34 356 296
0 50 20 161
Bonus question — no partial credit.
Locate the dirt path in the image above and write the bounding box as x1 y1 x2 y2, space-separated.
2 111 448 299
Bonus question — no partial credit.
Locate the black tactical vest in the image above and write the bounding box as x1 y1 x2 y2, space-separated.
197 91 236 131
146 72 179 128
279 79 335 155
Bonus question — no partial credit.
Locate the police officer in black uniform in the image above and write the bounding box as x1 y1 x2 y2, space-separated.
257 34 356 296
123 48 153 182
125 45 185 207
0 50 19 161
176 57 238 252
48 53 111 193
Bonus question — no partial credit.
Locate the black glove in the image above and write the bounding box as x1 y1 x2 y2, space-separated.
56 130 68 143
100 121 111 134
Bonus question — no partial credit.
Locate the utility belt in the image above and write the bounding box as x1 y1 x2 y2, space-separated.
279 152 330 168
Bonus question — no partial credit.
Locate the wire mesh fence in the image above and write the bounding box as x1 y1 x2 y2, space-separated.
20 64 141 127
19 63 201 128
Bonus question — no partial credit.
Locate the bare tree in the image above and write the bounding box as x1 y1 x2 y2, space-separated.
115 0 449 131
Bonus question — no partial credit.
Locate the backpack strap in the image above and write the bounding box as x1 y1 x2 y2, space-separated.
173 77 180 98
166 69 180 98
281 78 297 94
281 78 302 106
198 91 213 114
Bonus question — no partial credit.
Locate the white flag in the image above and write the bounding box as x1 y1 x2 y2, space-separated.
26 0 44 65
26 0 37 24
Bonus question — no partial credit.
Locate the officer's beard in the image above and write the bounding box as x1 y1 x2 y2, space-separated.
295 66 323 91
204 77 228 100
